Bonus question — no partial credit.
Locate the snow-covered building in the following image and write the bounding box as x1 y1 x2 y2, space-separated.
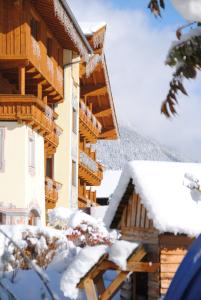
0 0 92 224
104 160 201 299
78 23 119 208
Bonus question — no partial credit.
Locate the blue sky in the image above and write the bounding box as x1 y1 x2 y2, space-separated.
109 0 184 26
68 0 201 160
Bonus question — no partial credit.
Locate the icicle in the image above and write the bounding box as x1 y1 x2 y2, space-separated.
93 30 105 49
86 54 103 78
53 0 89 62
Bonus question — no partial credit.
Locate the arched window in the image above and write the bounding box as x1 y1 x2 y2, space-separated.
28 209 40 226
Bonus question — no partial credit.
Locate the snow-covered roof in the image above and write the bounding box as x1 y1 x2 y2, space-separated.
104 161 201 237
96 170 122 198
81 22 106 36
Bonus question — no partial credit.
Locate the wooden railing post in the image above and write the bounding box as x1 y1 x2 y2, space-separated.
37 83 43 100
18 66 25 95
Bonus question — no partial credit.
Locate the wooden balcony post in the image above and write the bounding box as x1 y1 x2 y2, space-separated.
37 83 43 100
18 66 25 95
43 95 48 105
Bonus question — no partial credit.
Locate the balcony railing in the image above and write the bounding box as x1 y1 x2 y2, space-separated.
78 184 96 207
0 94 62 155
30 37 64 98
79 145 103 186
45 177 62 209
79 100 102 143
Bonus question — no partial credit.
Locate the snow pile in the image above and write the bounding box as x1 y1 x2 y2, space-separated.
48 208 118 247
48 207 75 229
60 245 107 299
81 22 106 36
60 239 139 299
108 240 139 270
104 161 201 237
0 222 139 299
172 0 201 22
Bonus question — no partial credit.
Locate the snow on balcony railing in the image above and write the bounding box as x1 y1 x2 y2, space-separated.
53 0 89 62
45 106 53 120
31 37 41 58
79 100 102 133
56 68 63 87
80 151 98 173
47 56 54 79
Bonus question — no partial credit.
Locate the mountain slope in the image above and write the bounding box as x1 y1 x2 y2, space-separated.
95 126 192 170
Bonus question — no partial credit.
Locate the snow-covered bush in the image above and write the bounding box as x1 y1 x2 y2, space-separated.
48 208 118 247
0 226 71 272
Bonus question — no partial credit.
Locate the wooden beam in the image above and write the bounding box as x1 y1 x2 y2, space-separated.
99 129 116 139
81 83 105 96
127 262 160 273
18 66 25 95
100 271 128 300
84 86 107 97
0 59 29 70
84 278 98 300
95 108 111 118
95 274 105 295
37 83 43 100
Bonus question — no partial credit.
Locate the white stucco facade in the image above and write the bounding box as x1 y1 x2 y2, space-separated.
54 50 80 208
0 122 45 225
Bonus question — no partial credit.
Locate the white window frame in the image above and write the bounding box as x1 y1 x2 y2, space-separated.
72 160 77 187
72 107 77 134
0 128 5 172
28 132 35 176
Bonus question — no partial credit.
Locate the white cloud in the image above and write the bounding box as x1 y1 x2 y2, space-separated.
68 0 201 160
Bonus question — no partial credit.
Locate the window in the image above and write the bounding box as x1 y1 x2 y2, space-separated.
0 128 5 172
46 157 54 179
72 108 77 134
30 18 40 41
72 160 77 187
47 38 53 57
28 133 35 175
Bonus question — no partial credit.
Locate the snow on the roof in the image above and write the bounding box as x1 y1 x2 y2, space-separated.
60 240 139 299
96 170 122 198
108 240 139 270
104 161 201 237
0 224 139 299
60 245 107 299
81 22 106 36
172 0 201 22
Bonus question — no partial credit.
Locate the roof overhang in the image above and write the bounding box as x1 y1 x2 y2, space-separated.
31 0 93 59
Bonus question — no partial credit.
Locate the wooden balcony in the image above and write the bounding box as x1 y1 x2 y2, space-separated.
0 94 62 156
45 177 62 210
78 184 97 208
79 146 103 186
0 1 63 101
79 100 102 144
